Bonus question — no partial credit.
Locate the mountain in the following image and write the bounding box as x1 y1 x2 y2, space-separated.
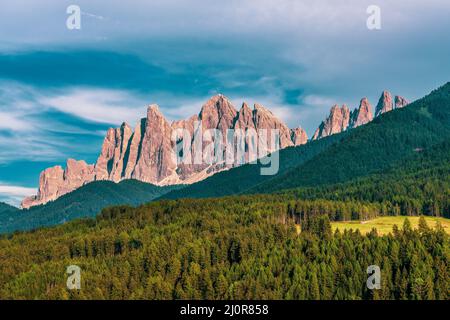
374 91 409 117
1 85 448 300
22 95 307 209
1 180 181 234
21 89 406 209
395 95 409 109
349 98 373 128
375 90 394 116
0 202 18 219
312 90 408 140
1 133 340 234
0 203 19 232
161 83 450 199
280 139 450 217
160 133 345 200
312 104 350 140
249 83 449 193
2 83 449 234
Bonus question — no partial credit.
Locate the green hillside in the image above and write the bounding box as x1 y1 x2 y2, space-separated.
280 140 450 218
0 203 19 225
251 83 450 193
0 202 18 214
1 81 449 298
0 180 182 234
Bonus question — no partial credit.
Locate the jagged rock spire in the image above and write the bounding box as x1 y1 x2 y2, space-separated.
349 98 373 128
375 90 394 117
291 127 308 146
312 104 350 140
395 95 409 109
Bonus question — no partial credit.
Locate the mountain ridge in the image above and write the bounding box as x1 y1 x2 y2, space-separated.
2 83 449 234
22 95 308 208
161 83 449 200
22 89 408 209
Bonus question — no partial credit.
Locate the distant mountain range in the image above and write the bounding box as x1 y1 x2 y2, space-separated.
22 95 308 208
2 83 448 234
159 83 449 199
23 90 408 209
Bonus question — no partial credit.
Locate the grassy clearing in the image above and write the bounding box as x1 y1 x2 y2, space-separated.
331 216 450 235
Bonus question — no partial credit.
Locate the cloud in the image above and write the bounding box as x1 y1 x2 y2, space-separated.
0 183 36 206
2 0 448 50
39 88 147 125
0 82 110 165
302 95 337 108
0 111 31 131
0 135 65 163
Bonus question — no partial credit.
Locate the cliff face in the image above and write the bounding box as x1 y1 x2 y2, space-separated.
95 123 133 182
22 159 95 208
132 105 177 184
375 90 394 117
395 95 409 109
312 104 350 140
349 98 374 128
22 95 305 208
290 127 308 146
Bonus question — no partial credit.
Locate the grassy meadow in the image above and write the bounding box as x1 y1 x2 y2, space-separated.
331 216 450 235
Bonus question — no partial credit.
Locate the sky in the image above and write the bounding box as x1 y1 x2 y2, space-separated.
0 0 449 205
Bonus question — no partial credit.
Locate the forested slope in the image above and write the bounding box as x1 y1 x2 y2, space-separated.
0 180 181 234
0 196 447 300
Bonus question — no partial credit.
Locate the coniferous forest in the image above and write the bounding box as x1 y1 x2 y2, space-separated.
0 196 448 300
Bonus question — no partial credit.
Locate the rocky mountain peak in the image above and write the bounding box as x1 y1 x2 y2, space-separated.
349 97 374 128
234 102 255 129
312 104 350 140
375 90 394 117
290 127 308 146
253 103 293 148
23 90 410 208
395 95 409 109
199 94 237 132
21 159 95 209
240 102 252 115
146 104 167 123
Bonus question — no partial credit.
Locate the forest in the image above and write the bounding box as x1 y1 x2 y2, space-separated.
0 196 448 300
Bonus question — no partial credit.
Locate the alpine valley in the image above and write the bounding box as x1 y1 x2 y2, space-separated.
0 83 449 300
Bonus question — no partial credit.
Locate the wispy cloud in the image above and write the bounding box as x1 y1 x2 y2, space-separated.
0 82 110 164
0 183 36 206
39 88 147 125
302 95 337 108
0 111 31 131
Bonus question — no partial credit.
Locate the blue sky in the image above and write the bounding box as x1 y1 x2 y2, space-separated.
0 0 449 205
